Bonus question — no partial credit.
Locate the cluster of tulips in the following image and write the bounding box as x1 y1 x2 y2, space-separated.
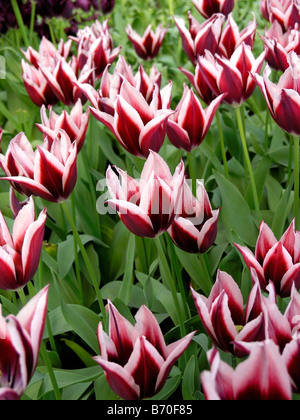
0 0 300 401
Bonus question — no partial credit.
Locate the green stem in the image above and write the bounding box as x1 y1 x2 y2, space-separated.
71 194 84 304
216 111 229 179
294 136 299 230
187 149 197 197
168 0 174 15
235 107 262 223
61 202 107 324
154 236 186 337
40 341 62 401
18 288 27 306
118 233 136 305
29 0 37 45
11 0 29 47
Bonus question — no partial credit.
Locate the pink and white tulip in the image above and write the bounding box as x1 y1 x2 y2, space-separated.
94 301 195 400
201 341 292 400
174 12 225 65
106 151 185 238
234 219 300 297
0 286 49 400
168 180 220 253
253 52 300 136
126 24 167 60
0 197 47 291
36 99 90 153
166 84 224 151
90 79 173 158
0 131 78 203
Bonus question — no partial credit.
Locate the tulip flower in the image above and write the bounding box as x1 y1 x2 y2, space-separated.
94 301 195 400
174 12 225 65
166 84 224 151
168 180 220 253
0 197 47 291
89 79 173 158
283 335 300 393
234 219 300 297
191 270 292 354
217 13 257 58
201 341 292 400
261 21 300 72
126 24 167 60
270 0 300 31
192 0 235 18
21 60 58 108
74 19 121 78
101 0 115 14
106 151 185 238
0 131 78 203
36 99 90 152
197 43 265 107
253 52 300 136
0 285 49 400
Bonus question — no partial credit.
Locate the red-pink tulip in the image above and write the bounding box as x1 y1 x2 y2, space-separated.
253 52 300 136
126 24 167 60
0 197 47 291
166 84 224 151
191 270 292 354
94 301 195 400
89 79 173 158
197 43 265 106
261 20 300 71
0 286 49 400
201 341 292 400
106 151 185 238
268 0 300 31
192 0 235 18
234 219 300 297
0 131 78 203
36 99 89 152
72 19 121 78
168 180 220 253
174 12 225 65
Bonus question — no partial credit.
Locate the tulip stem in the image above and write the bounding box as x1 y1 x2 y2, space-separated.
71 194 84 305
235 107 262 223
61 202 107 324
294 136 299 230
216 111 229 179
154 236 186 337
187 150 197 197
40 340 62 401
11 0 29 47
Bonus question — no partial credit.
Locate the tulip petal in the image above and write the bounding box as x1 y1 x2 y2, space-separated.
263 242 293 293
0 247 17 290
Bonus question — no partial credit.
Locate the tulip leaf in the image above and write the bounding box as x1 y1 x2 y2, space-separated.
62 339 98 368
214 171 258 247
182 355 196 400
61 302 100 354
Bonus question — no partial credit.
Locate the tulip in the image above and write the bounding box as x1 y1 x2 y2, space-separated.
201 341 292 400
282 336 300 393
191 270 292 354
197 43 265 107
217 13 257 58
261 21 300 72
94 301 195 400
0 197 47 291
166 84 224 151
168 180 220 253
90 79 173 158
106 151 185 238
73 19 121 78
101 0 115 14
0 131 78 203
192 0 235 18
126 24 167 60
253 52 300 136
174 12 225 65
36 99 90 152
21 60 58 108
270 0 300 31
0 286 49 400
234 219 300 297
77 57 162 116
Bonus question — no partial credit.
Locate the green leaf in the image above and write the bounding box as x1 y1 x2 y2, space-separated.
182 356 196 400
62 339 98 368
61 302 100 354
214 171 258 247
